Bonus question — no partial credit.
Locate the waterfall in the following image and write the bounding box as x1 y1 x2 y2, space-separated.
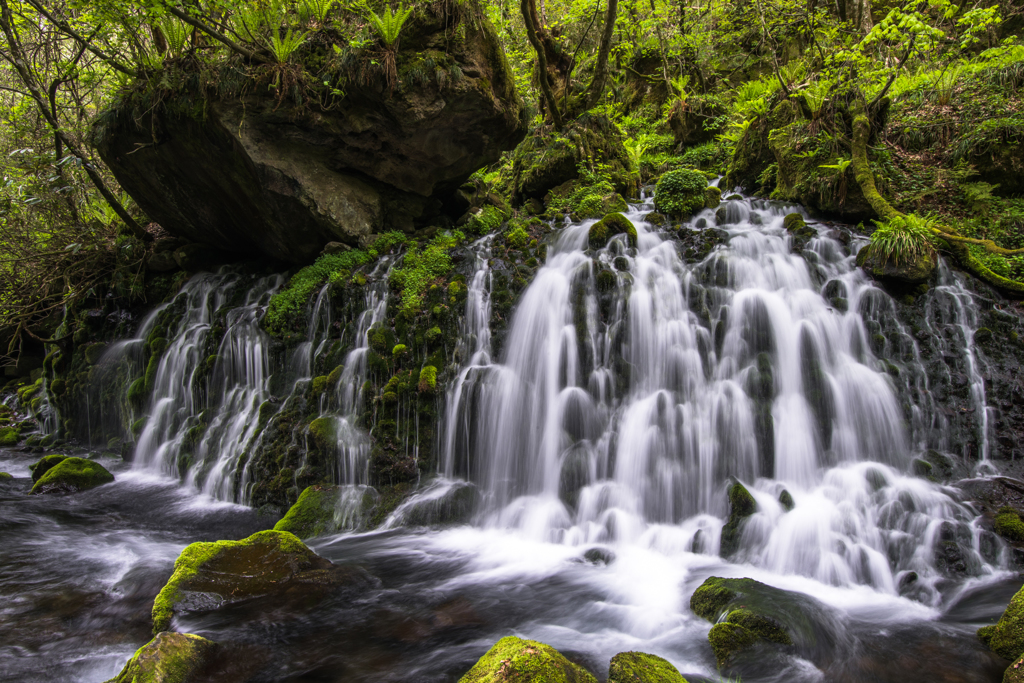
438 194 999 596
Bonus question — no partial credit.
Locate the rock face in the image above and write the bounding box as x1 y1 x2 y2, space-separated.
105 632 216 683
93 2 527 264
152 529 374 633
458 636 597 683
30 456 113 494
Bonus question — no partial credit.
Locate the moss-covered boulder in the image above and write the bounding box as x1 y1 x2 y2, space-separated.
0 471 12 480
458 636 596 683
1006 655 1024 683
152 529 374 634
274 485 366 539
0 424 21 446
589 213 638 251
30 457 113 494
654 169 708 219
980 584 1024 661
704 186 722 209
690 576 841 672
995 507 1024 543
608 651 688 682
104 632 216 683
719 481 756 558
856 244 937 288
307 417 338 451
29 453 69 483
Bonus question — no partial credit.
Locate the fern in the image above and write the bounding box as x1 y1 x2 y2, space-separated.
300 0 335 25
269 26 308 62
819 157 852 173
233 3 268 43
158 17 190 59
364 4 414 47
623 138 648 175
869 214 936 267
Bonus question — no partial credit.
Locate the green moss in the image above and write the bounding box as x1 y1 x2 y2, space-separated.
308 417 338 451
704 186 722 208
0 425 21 447
389 232 461 315
392 344 408 358
49 379 67 396
725 608 791 645
418 365 438 393
690 576 742 621
506 225 530 248
458 636 597 683
426 326 442 342
589 213 637 250
311 375 329 395
17 378 42 402
707 622 759 668
106 631 217 683
132 417 147 437
326 365 344 385
995 506 1024 542
0 472 12 480
84 343 107 365
983 583 1024 661
128 378 148 407
30 456 113 494
152 529 309 633
274 485 343 539
257 401 279 429
30 453 68 483
778 489 794 512
264 232 405 335
608 651 688 683
720 481 757 557
467 205 510 235
655 169 708 218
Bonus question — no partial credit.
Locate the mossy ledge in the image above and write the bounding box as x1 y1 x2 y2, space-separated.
458 636 597 683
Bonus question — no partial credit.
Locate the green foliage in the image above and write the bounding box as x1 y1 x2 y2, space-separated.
995 506 1024 542
505 225 530 248
982 582 1024 661
869 214 936 268
466 205 509 235
389 232 461 315
654 169 708 217
269 26 308 63
158 18 191 59
362 3 414 48
417 365 437 393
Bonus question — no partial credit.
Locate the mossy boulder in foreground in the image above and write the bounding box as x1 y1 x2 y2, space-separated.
30 456 113 494
152 529 375 634
979 584 1024 661
458 636 596 682
104 632 216 683
608 651 688 682
589 213 638 250
29 453 68 483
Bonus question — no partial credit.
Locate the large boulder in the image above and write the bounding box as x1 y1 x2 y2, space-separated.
29 453 68 483
104 632 216 683
30 456 113 494
152 529 374 633
93 2 527 264
458 636 596 683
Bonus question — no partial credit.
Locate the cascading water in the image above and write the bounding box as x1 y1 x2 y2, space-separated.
132 270 282 499
440 194 999 599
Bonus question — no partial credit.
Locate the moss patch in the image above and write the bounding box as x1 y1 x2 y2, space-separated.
274 485 345 539
0 425 21 447
707 622 760 668
994 506 1024 542
29 453 69 483
608 651 688 682
30 457 113 494
106 631 216 683
655 169 708 218
458 636 597 683
418 365 438 393
981 584 1024 661
720 481 756 557
589 213 638 250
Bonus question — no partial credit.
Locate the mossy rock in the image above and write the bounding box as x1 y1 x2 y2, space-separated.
310 375 329 395
418 365 438 393
274 485 355 539
151 529 373 633
104 631 216 683
704 186 722 209
458 636 597 683
994 506 1024 542
981 584 1024 661
720 481 756 557
654 169 708 218
608 651 688 682
589 213 638 250
49 379 67 396
84 343 107 365
0 425 21 447
307 417 338 451
643 212 667 226
128 378 148 407
1007 656 1024 683
30 456 113 494
0 472 12 480
856 244 937 288
29 453 69 483
326 364 344 385
690 576 840 672
778 489 794 512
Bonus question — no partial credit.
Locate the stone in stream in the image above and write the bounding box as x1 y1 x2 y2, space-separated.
458 636 596 682
718 481 756 558
273 485 360 539
30 456 113 494
151 529 375 634
979 584 1024 662
690 576 844 673
104 632 216 683
608 651 688 682
28 453 68 482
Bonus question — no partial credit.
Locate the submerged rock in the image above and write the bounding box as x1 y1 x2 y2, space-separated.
151 529 374 634
458 636 596 683
30 457 113 494
608 651 687 682
104 631 216 683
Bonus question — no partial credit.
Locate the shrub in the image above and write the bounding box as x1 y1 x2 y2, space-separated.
868 214 936 267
